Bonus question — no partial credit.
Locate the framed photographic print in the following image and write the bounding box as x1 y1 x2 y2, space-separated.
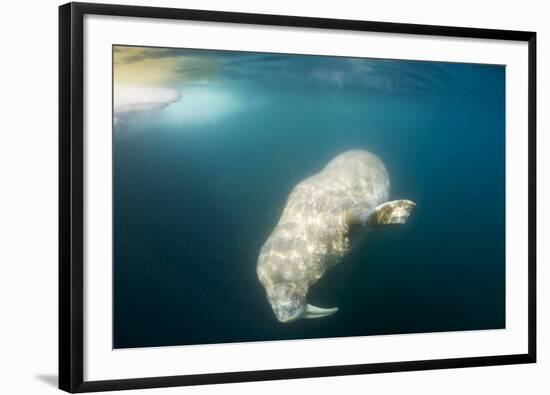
59 2 536 392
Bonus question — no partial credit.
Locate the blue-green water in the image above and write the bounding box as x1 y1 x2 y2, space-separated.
113 48 505 348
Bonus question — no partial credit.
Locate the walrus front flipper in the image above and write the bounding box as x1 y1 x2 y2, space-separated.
368 200 416 226
345 200 415 228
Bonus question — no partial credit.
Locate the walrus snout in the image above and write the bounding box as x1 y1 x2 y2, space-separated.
268 283 306 323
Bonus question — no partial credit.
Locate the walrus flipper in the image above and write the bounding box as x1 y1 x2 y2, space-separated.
345 200 416 228
368 200 416 226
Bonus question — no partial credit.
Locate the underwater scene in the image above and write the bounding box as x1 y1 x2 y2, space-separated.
113 45 505 348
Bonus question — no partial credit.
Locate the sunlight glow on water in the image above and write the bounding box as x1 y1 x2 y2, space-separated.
161 84 244 126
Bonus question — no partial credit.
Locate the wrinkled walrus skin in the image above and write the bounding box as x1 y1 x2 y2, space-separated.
257 150 415 323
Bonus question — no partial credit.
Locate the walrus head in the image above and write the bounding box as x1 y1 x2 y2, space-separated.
266 282 338 323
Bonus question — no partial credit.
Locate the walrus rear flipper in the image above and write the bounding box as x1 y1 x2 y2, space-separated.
346 200 416 228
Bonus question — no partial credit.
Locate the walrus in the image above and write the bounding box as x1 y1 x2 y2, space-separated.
257 150 415 323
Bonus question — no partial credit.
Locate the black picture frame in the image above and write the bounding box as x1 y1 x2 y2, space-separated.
59 2 537 392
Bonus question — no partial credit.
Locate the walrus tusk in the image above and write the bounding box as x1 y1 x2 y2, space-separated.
303 304 339 319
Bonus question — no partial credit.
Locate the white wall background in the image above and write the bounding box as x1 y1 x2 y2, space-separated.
0 0 547 393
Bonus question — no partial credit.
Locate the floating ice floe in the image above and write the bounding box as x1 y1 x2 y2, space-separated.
114 85 181 124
